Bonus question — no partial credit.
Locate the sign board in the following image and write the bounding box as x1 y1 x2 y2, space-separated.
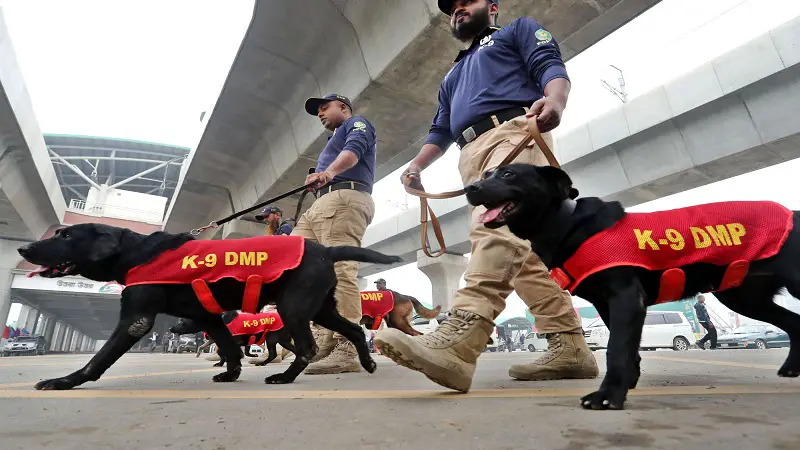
11 274 124 295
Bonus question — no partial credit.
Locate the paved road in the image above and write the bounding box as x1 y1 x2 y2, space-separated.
0 349 798 449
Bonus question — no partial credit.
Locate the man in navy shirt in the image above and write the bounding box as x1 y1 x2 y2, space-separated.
254 206 293 236
292 93 377 375
375 0 598 393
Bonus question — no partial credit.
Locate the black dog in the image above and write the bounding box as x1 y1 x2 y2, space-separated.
17 223 401 390
465 163 800 410
169 311 295 367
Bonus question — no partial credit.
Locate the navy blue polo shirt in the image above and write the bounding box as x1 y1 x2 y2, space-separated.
315 115 377 192
425 18 570 149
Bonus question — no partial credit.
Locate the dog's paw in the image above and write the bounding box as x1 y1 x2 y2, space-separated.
580 389 627 411
778 359 800 378
212 370 240 383
361 357 377 374
254 360 269 367
35 377 77 391
212 361 224 367
264 372 296 384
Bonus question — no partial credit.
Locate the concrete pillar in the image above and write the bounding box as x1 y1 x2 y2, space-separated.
62 327 73 352
358 277 368 291
0 238 26 344
43 317 56 346
33 313 46 335
50 322 63 351
416 251 468 312
16 306 39 334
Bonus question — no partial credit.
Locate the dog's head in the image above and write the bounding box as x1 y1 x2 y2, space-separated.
169 319 197 335
464 164 578 232
17 223 125 278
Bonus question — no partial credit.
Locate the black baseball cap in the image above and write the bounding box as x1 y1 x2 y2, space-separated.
254 206 282 221
304 94 353 115
438 0 498 15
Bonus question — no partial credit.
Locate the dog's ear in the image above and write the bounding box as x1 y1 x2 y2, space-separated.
537 166 575 200
88 229 122 262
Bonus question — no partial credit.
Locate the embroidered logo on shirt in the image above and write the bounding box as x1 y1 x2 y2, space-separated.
535 28 552 46
353 121 367 132
479 35 494 50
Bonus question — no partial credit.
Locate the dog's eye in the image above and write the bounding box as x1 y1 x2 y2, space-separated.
60 230 71 239
501 171 515 179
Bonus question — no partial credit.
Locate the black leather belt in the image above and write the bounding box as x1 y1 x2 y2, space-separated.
455 107 528 149
315 181 371 199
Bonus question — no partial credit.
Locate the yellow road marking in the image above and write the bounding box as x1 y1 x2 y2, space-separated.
643 355 778 370
0 385 798 400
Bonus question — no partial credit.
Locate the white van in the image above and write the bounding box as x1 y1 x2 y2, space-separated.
584 311 694 351
523 332 548 352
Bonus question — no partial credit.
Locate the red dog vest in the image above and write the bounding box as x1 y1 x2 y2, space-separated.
125 236 305 313
360 290 394 330
550 201 793 303
227 312 284 346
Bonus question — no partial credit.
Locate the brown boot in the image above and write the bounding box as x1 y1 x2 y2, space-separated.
508 332 599 380
304 338 361 375
374 309 493 393
309 323 335 363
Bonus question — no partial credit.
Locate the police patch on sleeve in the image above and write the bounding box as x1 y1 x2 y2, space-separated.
352 121 367 132
535 28 552 45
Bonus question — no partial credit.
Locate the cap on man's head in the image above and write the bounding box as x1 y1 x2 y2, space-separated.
255 205 282 221
438 0 498 15
374 278 386 284
304 94 353 115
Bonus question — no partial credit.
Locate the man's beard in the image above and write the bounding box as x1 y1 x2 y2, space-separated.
451 5 491 42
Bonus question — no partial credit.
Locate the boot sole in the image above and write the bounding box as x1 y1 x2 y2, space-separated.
375 340 472 393
304 365 361 375
508 366 599 381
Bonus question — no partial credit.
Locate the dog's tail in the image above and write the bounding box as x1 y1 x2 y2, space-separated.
409 296 441 319
327 246 403 265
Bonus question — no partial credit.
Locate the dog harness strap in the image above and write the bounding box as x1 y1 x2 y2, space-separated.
717 260 749 291
654 268 686 304
191 280 225 314
242 275 263 314
372 315 384 331
550 267 572 290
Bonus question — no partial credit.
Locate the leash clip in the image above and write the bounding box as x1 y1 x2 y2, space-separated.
190 222 219 236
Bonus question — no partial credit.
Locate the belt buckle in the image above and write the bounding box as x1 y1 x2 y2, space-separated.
462 127 477 143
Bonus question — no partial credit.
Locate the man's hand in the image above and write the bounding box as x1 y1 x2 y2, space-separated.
400 164 425 191
305 170 334 191
526 95 566 133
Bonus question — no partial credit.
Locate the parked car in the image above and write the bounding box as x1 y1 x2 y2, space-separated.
2 335 48 356
584 311 694 351
523 332 548 352
175 334 197 353
716 324 790 349
410 313 449 335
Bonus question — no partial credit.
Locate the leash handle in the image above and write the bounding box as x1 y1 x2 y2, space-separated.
404 116 559 257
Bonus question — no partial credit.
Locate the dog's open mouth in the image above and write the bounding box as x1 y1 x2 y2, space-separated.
27 262 77 278
478 201 519 225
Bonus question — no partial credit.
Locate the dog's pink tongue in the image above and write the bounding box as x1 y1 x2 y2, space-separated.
27 267 48 278
478 205 505 224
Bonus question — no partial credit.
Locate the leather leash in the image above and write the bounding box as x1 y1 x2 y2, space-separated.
404 116 560 257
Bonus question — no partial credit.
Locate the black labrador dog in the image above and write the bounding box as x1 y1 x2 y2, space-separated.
465 163 800 410
17 223 401 390
169 311 295 367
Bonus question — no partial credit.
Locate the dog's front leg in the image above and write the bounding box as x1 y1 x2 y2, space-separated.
35 314 156 390
581 279 646 410
202 318 243 383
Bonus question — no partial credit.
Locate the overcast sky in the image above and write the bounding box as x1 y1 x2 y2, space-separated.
3 0 799 325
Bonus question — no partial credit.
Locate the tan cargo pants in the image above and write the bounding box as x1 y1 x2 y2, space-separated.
291 188 375 325
453 116 583 334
